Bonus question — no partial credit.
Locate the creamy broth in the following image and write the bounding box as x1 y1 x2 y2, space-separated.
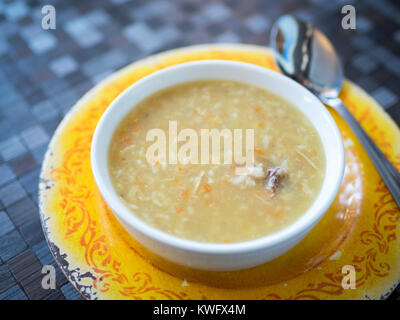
108 80 325 243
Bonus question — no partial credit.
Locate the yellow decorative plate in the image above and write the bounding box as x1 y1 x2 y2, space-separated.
39 44 400 300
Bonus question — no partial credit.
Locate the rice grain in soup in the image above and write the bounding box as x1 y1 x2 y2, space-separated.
108 80 326 243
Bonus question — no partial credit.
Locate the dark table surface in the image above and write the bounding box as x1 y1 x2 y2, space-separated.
0 0 399 300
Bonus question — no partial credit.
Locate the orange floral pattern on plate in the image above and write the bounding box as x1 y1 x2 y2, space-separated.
39 44 400 300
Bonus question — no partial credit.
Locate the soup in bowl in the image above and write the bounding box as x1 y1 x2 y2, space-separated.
91 61 344 271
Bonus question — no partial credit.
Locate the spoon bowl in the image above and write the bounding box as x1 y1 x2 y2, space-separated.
270 15 342 99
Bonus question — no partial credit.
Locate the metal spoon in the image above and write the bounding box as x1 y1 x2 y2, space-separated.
270 15 400 208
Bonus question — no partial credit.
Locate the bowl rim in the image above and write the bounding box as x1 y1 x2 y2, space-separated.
91 60 345 255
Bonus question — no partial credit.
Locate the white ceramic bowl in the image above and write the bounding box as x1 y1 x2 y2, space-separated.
91 60 345 271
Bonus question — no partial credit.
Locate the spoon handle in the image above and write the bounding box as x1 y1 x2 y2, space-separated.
326 97 400 208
